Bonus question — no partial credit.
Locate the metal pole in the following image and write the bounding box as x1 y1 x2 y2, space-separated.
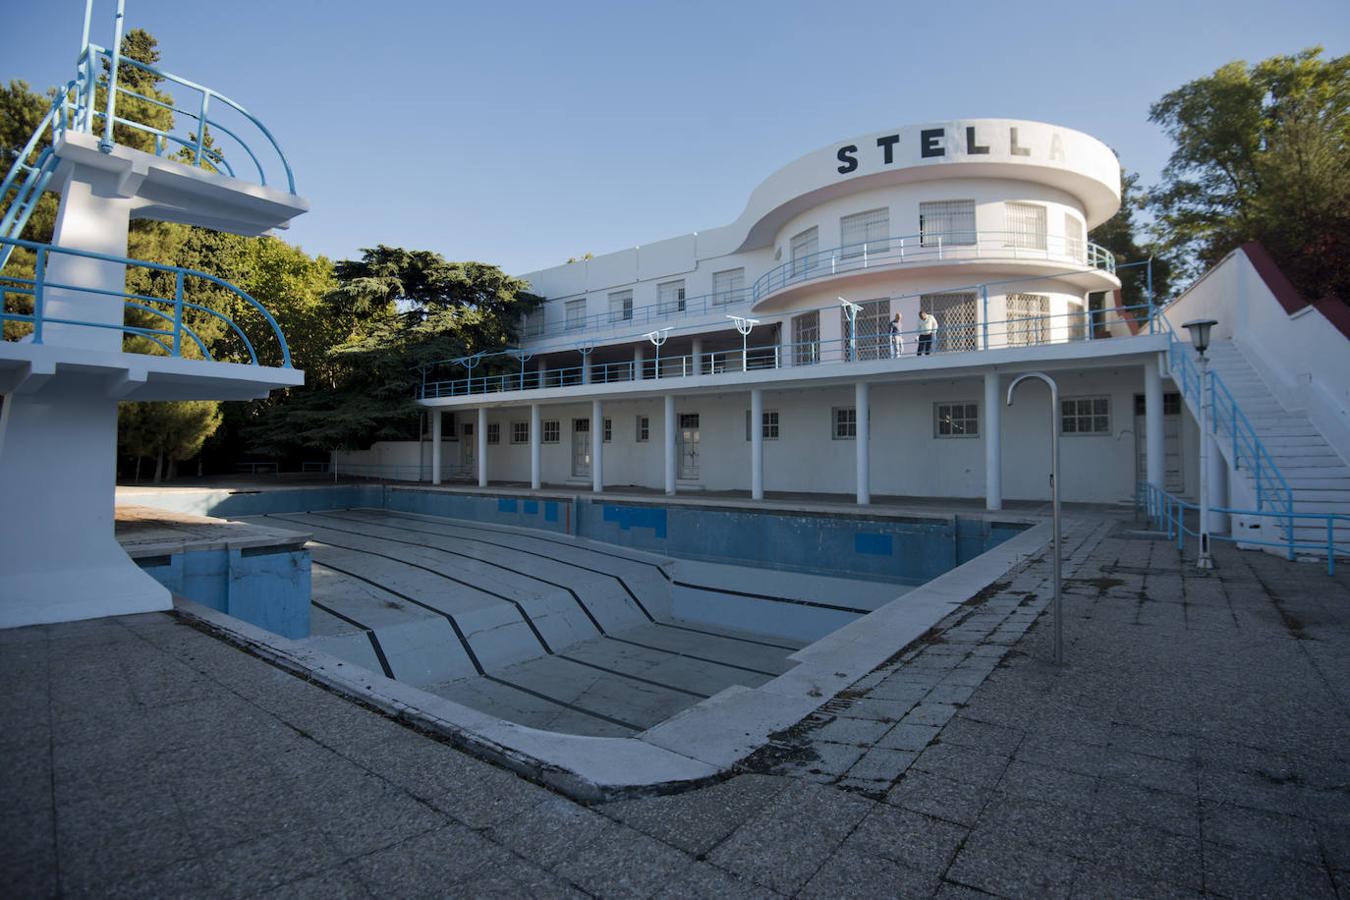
1007 372 1063 665
1197 355 1214 569
100 0 126 153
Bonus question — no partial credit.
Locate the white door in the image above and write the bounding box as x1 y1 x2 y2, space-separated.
1134 393 1183 491
678 414 700 480
571 418 591 478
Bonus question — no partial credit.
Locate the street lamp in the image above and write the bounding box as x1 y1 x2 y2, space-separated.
1007 372 1063 666
839 297 862 361
645 327 673 379
1183 318 1219 570
727 315 759 372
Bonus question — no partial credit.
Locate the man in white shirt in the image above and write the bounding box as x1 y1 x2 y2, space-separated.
917 309 938 356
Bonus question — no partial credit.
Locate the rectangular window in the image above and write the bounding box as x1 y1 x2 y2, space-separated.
1064 212 1085 261
510 421 529 444
919 200 976 247
1006 293 1050 347
934 402 979 438
574 418 589 433
657 280 686 314
564 298 586 331
636 415 649 442
840 207 890 257
789 227 819 276
793 311 820 366
523 309 545 338
920 292 979 352
744 409 780 440
608 290 633 323
1006 202 1047 251
679 413 699 429
486 422 501 445
841 298 890 361
832 406 856 440
1061 396 1111 435
603 418 612 442
542 420 560 443
1133 393 1181 416
712 268 745 306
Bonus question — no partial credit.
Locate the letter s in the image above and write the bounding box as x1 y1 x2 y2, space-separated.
836 145 859 174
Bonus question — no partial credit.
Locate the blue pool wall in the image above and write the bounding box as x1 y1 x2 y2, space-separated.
137 545 311 639
123 486 1026 585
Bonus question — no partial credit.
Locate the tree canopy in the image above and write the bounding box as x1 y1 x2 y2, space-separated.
1147 47 1349 301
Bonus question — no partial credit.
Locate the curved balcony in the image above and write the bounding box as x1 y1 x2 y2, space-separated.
751 231 1116 307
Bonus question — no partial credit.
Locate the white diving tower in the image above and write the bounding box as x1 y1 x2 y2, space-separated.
0 1 309 627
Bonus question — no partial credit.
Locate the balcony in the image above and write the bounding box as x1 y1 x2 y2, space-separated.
751 231 1116 307
524 288 752 344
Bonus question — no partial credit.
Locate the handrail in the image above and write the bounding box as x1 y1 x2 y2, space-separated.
418 303 1153 400
525 288 752 342
1138 482 1346 575
750 230 1116 303
0 235 292 367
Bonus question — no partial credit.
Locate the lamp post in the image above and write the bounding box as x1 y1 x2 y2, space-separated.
727 315 759 372
646 327 672 379
1183 318 1218 570
839 297 861 361
1007 371 1063 666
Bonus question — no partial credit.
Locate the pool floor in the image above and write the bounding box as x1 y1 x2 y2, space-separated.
247 508 907 736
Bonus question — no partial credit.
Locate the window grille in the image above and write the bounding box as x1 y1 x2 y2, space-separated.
1006 293 1049 347
919 200 976 247
603 418 612 442
793 311 820 366
657 280 686 314
636 416 650 442
542 420 560 443
679 413 699 429
573 418 590 433
744 409 780 440
789 228 819 277
1064 213 1085 262
840 298 890 360
510 422 529 444
832 406 856 440
1005 202 1047 251
1061 396 1111 435
486 422 500 444
934 402 979 438
608 290 633 323
840 208 889 258
564 298 586 331
712 269 744 306
920 292 979 352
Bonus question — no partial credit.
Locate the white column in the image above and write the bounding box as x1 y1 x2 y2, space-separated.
591 399 604 493
477 407 488 487
664 395 677 495
1145 356 1164 492
691 338 703 376
634 344 645 380
780 321 793 368
1206 432 1229 533
530 403 542 490
750 388 764 500
855 381 870 505
984 372 1002 511
431 409 443 486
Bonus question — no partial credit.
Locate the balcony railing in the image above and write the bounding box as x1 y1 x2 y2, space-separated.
752 230 1115 303
524 288 751 343
420 303 1155 400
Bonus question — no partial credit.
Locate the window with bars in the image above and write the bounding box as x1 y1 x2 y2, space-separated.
789 228 819 277
573 418 589 433
1064 213 1085 261
608 290 633 323
840 208 889 258
486 422 501 444
832 406 856 440
1061 396 1111 435
510 422 529 444
679 413 699 429
712 268 745 306
920 292 979 352
542 420 560 443
841 298 891 361
1005 202 1047 250
603 418 612 442
793 311 820 366
919 200 976 247
744 409 780 440
657 280 686 314
564 299 586 331
1006 293 1050 347
934 402 979 438
636 415 649 442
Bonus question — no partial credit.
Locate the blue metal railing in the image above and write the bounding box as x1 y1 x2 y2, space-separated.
1161 320 1294 549
0 235 292 367
419 302 1155 399
523 288 752 342
750 230 1116 303
1138 482 1346 575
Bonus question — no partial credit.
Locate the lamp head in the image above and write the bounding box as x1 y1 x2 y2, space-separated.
1182 318 1218 357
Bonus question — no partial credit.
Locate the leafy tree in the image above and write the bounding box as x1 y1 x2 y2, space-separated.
119 399 223 482
1148 48 1349 300
1089 169 1173 308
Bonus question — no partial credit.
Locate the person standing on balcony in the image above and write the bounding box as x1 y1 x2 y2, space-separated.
917 309 937 356
890 312 904 358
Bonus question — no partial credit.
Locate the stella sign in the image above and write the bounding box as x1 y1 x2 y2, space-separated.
836 125 1067 174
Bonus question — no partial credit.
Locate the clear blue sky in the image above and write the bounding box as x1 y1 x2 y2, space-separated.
6 0 1347 275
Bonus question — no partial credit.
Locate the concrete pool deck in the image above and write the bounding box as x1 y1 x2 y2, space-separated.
5 513 1347 896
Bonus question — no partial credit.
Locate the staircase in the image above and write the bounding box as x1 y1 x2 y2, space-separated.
0 84 71 270
1203 339 1350 558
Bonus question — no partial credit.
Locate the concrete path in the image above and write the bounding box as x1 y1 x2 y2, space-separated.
3 522 1347 897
